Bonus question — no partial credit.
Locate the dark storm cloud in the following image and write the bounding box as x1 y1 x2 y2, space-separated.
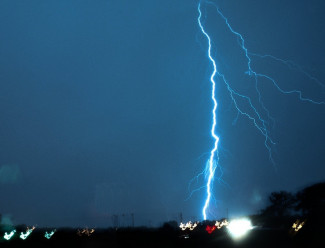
0 0 324 227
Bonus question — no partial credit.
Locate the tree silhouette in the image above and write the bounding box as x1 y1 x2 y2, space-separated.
261 191 295 217
295 182 325 229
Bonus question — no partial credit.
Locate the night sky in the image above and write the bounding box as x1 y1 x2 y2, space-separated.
0 0 324 228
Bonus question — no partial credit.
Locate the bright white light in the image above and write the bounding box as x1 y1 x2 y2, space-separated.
227 218 253 239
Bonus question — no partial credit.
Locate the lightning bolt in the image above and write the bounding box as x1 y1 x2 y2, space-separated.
193 0 324 221
197 1 274 221
198 2 219 221
248 52 325 89
210 1 325 105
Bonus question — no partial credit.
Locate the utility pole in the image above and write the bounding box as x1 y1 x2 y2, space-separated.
179 212 183 223
112 214 119 228
131 213 134 227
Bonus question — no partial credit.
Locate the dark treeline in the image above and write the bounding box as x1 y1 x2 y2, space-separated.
253 181 325 230
0 181 324 248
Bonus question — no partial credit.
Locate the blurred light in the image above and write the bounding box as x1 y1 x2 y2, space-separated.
4 230 16 240
206 225 217 234
179 221 199 231
77 228 95 236
215 219 229 229
179 222 186 230
179 234 190 239
189 222 198 231
292 220 305 232
227 218 253 239
45 230 56 239
20 226 35 240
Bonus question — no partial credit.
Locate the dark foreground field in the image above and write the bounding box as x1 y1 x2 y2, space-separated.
0 225 324 248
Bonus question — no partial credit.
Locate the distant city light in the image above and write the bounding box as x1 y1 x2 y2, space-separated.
215 219 229 229
206 225 217 234
227 218 253 239
77 228 95 236
45 230 56 239
20 226 35 240
4 230 16 240
190 222 198 230
179 221 199 231
292 220 305 232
